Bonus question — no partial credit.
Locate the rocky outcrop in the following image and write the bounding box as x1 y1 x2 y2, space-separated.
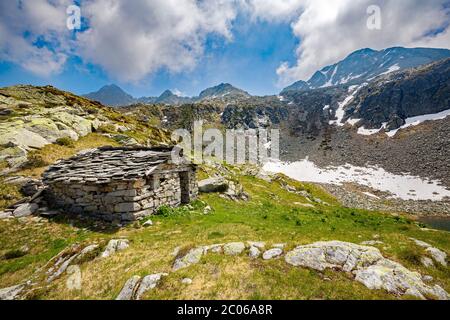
100 239 130 258
285 241 448 300
169 240 449 300
344 58 450 130
410 238 448 267
116 273 168 300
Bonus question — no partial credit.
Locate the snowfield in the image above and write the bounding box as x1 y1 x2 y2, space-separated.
263 159 450 201
352 109 450 137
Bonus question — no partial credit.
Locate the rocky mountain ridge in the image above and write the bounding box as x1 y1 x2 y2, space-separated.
84 83 249 107
281 47 450 93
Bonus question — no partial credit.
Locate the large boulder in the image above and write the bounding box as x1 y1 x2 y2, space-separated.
285 241 449 300
198 177 229 193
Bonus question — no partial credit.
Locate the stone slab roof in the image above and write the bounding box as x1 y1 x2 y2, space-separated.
43 146 176 185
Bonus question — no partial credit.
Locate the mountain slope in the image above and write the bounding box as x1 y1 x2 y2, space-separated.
344 58 450 132
282 47 450 93
198 83 250 100
83 84 136 107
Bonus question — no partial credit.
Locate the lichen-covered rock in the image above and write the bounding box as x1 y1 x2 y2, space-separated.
223 242 246 256
116 273 168 300
116 275 141 300
285 241 449 300
410 238 447 267
100 239 130 258
198 177 229 193
13 203 39 218
135 273 168 300
0 284 25 300
263 248 283 260
249 246 261 259
173 247 205 271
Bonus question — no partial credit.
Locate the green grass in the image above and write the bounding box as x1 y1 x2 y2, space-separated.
0 169 448 300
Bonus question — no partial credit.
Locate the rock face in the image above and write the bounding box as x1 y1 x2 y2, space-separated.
263 248 283 260
13 203 39 218
410 238 448 267
285 241 449 300
116 273 168 300
100 239 130 258
173 247 205 271
223 242 246 256
0 284 25 300
198 177 229 193
281 47 450 92
345 58 450 131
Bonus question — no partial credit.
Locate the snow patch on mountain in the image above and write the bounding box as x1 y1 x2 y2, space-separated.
263 159 450 201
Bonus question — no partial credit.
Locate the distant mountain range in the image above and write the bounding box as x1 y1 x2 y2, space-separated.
83 47 450 107
83 83 250 107
281 47 450 93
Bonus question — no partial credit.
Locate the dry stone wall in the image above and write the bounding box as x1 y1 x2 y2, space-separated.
47 171 196 222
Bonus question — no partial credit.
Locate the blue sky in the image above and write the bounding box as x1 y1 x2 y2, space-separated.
0 0 449 98
0 16 297 97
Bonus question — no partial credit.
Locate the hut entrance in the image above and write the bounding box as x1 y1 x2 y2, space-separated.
179 171 191 204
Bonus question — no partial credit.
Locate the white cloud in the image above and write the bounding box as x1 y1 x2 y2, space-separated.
0 0 71 76
268 0 450 86
77 0 239 81
1 0 449 86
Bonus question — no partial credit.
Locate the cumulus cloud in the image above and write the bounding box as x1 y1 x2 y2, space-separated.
77 0 239 81
0 0 71 76
1 0 449 86
268 0 450 86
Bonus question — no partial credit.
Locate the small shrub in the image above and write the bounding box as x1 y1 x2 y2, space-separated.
23 153 48 169
55 137 75 147
156 205 175 217
3 249 27 260
97 124 117 134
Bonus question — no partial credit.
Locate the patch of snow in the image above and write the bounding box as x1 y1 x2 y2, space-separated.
323 105 330 111
362 192 380 199
329 85 362 126
386 109 450 137
263 159 450 201
356 109 450 137
380 64 400 75
357 123 387 136
278 95 286 102
347 118 362 126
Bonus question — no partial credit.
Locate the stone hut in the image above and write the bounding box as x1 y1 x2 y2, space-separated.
42 146 197 222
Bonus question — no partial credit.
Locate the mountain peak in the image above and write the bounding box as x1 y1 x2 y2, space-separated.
199 83 250 100
282 46 450 94
83 84 135 107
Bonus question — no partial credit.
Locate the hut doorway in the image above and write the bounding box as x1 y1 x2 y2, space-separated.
179 171 191 204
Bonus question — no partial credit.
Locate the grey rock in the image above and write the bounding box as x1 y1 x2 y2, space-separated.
181 278 193 285
13 203 39 218
100 239 130 258
198 177 228 193
285 241 449 300
135 273 168 300
223 242 246 256
360 240 384 246
116 275 141 300
410 238 447 267
247 241 265 249
143 219 153 227
0 284 25 300
0 211 13 219
263 248 283 260
421 256 435 268
249 246 261 259
173 247 205 271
